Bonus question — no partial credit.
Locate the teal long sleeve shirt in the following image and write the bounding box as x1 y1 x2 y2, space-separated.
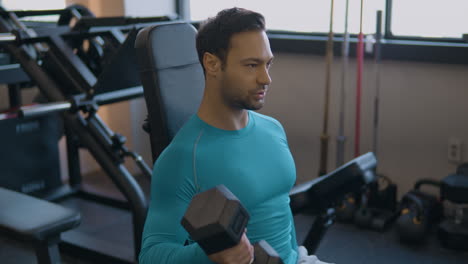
139 111 298 264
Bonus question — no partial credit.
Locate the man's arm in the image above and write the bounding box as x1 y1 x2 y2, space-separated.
138 149 212 264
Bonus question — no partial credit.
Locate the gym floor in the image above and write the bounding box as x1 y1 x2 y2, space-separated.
1 172 467 264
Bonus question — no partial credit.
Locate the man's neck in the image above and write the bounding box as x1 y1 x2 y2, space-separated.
197 98 249 131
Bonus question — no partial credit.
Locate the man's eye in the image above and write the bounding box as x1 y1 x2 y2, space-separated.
247 64 257 68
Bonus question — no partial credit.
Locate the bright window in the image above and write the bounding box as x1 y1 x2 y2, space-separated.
2 0 65 10
2 0 66 21
391 0 468 38
189 0 386 34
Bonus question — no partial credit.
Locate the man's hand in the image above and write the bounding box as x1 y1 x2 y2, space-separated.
208 230 254 264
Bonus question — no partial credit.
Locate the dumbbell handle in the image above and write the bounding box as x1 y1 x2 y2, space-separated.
181 185 283 264
253 240 284 264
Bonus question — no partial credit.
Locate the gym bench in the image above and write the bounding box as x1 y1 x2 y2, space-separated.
0 187 81 264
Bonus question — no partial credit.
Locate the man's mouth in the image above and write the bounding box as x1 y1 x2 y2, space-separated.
254 90 266 100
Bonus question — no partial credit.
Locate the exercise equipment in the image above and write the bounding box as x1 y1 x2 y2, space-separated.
290 152 377 253
336 0 350 168
372 10 383 157
354 0 365 157
335 193 359 222
395 179 442 243
352 9 398 232
57 4 105 76
0 111 62 195
318 0 335 176
135 22 204 162
438 173 468 250
396 188 442 243
57 4 95 26
354 175 398 231
181 185 283 264
0 5 175 262
337 9 389 231
394 173 468 248
0 187 81 264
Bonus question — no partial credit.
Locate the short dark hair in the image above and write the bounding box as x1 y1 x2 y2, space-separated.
196 7 265 72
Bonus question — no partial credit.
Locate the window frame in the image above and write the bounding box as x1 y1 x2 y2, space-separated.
178 0 468 65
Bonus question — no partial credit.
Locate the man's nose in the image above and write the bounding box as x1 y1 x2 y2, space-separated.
258 66 272 85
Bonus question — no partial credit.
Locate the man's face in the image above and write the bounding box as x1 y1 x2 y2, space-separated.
218 30 274 111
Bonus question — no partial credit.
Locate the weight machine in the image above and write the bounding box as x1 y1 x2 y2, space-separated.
0 5 175 263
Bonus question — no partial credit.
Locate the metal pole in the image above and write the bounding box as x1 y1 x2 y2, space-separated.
372 10 383 158
354 0 365 158
318 0 335 176
336 0 350 167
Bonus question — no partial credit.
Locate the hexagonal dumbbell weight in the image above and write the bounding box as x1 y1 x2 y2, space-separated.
181 184 283 264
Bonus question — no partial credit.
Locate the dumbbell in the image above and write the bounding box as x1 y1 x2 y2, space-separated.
181 184 284 264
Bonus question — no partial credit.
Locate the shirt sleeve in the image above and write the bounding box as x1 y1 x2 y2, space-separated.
138 147 213 264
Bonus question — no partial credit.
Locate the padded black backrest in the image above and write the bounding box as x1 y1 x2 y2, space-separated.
135 23 204 162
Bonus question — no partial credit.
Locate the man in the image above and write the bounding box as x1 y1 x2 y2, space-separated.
139 7 332 264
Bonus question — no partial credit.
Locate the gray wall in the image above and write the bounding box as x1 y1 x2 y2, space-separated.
258 53 468 197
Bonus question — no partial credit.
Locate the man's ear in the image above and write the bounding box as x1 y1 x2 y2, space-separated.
203 52 221 76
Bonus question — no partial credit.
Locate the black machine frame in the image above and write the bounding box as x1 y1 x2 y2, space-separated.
0 6 176 263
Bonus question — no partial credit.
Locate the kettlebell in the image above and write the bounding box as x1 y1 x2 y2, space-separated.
396 192 427 243
336 193 358 222
354 191 373 228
